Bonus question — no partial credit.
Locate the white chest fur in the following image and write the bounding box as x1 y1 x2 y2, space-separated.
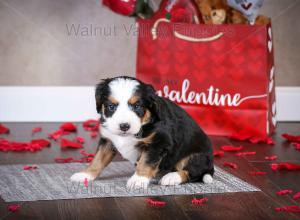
100 128 140 164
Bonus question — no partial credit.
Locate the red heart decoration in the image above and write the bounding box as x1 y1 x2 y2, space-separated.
241 3 252 10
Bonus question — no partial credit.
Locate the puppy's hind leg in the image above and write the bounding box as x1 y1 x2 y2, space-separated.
185 153 214 184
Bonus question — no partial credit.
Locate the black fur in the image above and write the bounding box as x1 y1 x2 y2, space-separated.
95 76 214 183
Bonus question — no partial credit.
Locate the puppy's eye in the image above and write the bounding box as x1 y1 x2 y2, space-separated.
107 103 117 112
133 103 142 111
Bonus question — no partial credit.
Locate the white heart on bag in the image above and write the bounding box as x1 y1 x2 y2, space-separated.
268 41 272 53
272 115 277 127
272 101 276 115
269 79 274 93
268 27 272 40
270 66 275 80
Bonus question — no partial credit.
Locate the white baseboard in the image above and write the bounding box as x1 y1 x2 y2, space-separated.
0 86 299 122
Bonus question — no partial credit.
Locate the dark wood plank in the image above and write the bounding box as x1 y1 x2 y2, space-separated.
1 122 300 219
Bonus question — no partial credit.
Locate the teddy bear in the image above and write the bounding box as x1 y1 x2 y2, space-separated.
195 0 270 25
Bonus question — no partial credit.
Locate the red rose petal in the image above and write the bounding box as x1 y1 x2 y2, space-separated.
0 123 10 134
229 132 251 141
60 122 77 132
23 165 38 170
229 131 274 145
48 130 63 141
90 131 98 138
76 136 85 144
145 199 166 207
223 162 238 169
236 151 256 157
83 119 99 132
32 127 42 135
8 204 21 212
221 145 243 152
265 155 277 161
271 162 300 171
275 205 300 213
0 138 50 152
276 189 293 196
292 142 300 151
282 133 300 143
249 171 267 176
60 139 83 149
213 151 225 157
191 197 208 205
293 192 300 200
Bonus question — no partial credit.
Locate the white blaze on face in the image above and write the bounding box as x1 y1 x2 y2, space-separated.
104 78 142 135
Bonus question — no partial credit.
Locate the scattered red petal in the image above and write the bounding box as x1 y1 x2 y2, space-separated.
90 131 98 138
221 145 243 152
249 171 267 176
191 197 208 205
223 162 238 169
54 157 76 163
8 204 21 212
271 162 300 171
265 155 277 161
48 130 63 140
0 138 50 152
61 139 83 149
249 136 275 145
76 136 85 144
293 192 300 200
213 151 225 157
0 124 10 134
292 142 300 151
276 189 293 196
60 122 77 132
83 119 99 132
275 205 300 213
84 178 89 187
23 165 38 170
145 199 166 207
236 151 256 157
229 131 274 145
282 133 300 143
80 150 95 158
32 127 42 135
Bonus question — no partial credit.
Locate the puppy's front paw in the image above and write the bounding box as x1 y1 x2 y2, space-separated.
160 172 182 186
70 172 95 182
126 173 150 190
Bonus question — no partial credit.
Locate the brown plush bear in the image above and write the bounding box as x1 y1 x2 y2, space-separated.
195 0 270 25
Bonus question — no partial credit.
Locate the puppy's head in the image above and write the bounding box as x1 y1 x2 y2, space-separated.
95 76 156 136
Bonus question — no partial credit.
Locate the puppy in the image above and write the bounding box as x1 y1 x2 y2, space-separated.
70 76 214 189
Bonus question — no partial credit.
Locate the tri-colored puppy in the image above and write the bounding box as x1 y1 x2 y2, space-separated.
71 76 214 189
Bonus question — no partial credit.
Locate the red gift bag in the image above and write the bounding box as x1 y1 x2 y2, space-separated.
136 4 276 137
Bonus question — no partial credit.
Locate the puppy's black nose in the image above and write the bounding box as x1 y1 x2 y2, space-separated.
120 123 130 132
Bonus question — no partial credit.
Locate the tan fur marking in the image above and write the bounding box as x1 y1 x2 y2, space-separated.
178 170 189 183
175 156 191 171
108 96 119 104
128 95 140 105
136 152 160 178
141 132 156 145
84 141 116 179
141 109 151 124
175 156 191 183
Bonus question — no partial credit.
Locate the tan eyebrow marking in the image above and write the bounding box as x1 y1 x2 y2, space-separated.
108 96 119 104
128 95 140 105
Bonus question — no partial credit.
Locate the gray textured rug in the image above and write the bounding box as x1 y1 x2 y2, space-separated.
0 161 260 202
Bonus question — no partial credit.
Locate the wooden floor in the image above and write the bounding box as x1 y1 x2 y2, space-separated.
0 122 300 220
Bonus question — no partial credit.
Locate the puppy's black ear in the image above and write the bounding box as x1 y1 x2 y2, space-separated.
95 79 110 113
144 83 161 119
